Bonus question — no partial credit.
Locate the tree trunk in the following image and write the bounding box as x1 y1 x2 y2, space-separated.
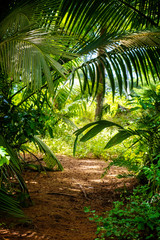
95 84 104 121
94 29 105 121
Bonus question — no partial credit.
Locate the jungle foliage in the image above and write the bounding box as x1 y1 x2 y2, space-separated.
80 86 160 239
0 0 160 229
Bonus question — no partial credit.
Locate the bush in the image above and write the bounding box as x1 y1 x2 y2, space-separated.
85 186 160 240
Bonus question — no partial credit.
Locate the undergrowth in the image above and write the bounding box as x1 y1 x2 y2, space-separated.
27 93 136 160
84 185 160 240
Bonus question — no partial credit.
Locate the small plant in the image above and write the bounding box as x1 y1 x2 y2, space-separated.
141 157 160 195
84 185 160 240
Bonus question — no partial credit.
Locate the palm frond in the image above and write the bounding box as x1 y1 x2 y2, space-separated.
73 120 149 155
74 120 122 139
121 0 160 27
73 120 123 155
119 31 160 48
70 30 160 97
58 0 160 98
1 0 160 95
33 136 63 171
0 189 26 219
104 129 136 149
0 3 77 93
0 135 20 170
0 28 77 92
0 0 61 30
59 0 159 39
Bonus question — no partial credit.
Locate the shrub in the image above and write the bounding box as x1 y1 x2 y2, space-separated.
85 186 160 240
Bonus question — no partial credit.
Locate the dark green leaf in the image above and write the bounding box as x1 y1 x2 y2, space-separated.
105 129 138 149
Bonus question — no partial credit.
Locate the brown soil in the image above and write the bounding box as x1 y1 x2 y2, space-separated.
0 155 137 240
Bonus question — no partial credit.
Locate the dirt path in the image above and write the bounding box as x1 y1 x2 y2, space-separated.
0 155 136 240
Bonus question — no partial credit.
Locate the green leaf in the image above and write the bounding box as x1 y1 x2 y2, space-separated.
46 54 67 79
0 189 26 219
74 120 122 138
48 126 54 138
0 156 10 166
73 135 78 157
0 147 7 157
80 121 123 142
73 120 122 155
0 135 20 170
105 129 138 149
33 136 63 171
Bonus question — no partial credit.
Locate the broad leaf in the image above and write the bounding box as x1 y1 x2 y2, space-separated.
104 129 138 149
80 121 123 142
33 136 63 171
74 120 123 140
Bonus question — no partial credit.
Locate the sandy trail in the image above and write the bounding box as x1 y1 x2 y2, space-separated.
0 155 136 240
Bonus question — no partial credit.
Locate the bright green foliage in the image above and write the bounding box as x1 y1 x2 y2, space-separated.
85 186 160 239
33 136 63 171
75 85 160 178
0 147 10 166
142 159 160 194
83 86 160 240
0 73 63 170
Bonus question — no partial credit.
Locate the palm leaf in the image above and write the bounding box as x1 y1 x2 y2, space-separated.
0 28 76 93
74 120 123 155
73 120 150 154
121 0 160 27
104 129 137 149
0 189 26 219
1 0 160 97
0 0 61 30
70 30 160 98
62 0 160 97
0 3 77 93
59 0 159 40
74 120 122 137
80 121 123 142
59 0 160 56
0 135 20 170
33 136 63 171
